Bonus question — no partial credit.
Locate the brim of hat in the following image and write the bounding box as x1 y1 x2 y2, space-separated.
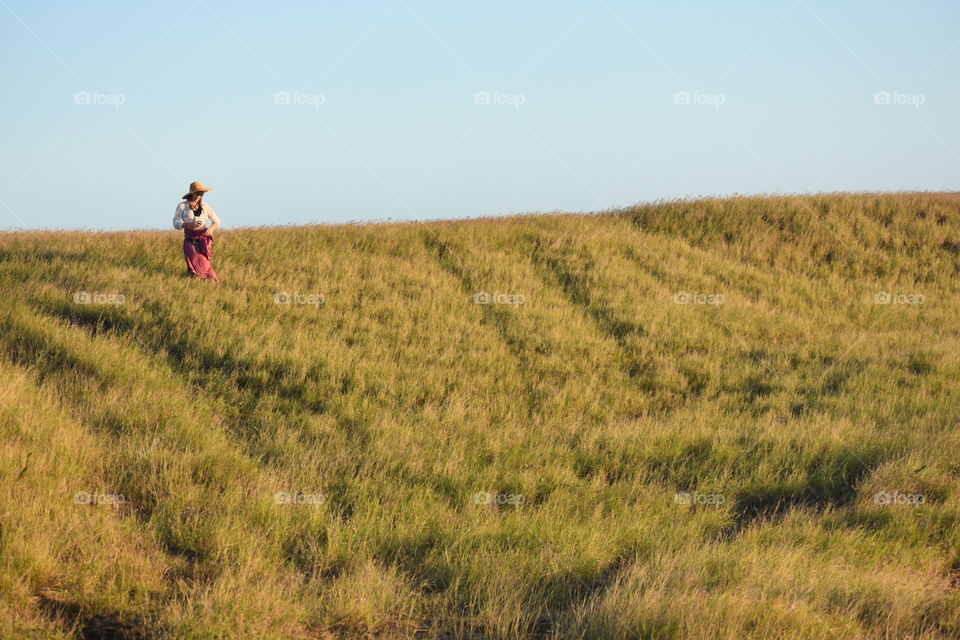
182 187 213 199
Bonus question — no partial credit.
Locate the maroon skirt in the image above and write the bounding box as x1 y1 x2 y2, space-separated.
183 227 221 284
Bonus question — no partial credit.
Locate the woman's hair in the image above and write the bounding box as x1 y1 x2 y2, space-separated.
188 193 204 212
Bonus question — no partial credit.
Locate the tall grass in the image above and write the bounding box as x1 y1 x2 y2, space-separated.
2 192 960 638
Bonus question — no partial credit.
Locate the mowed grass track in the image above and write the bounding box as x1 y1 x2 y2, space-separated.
2 192 960 639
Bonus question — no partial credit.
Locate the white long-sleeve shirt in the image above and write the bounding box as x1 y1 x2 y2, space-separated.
173 201 220 230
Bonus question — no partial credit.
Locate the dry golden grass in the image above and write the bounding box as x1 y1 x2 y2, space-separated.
2 192 960 638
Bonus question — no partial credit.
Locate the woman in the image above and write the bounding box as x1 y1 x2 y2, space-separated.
173 181 221 284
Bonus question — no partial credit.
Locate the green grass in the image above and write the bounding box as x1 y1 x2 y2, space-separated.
2 191 960 639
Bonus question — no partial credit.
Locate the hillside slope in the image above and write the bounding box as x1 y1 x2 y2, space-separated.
2 192 960 639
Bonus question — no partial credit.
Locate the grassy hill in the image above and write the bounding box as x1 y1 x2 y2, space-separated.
3 192 960 639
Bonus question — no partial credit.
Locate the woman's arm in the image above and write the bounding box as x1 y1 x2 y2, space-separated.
206 205 220 235
173 203 185 230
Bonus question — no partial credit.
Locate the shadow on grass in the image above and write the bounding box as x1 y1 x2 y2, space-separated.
724 445 886 537
38 593 152 640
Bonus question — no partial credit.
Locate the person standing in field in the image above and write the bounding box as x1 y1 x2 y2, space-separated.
173 181 221 284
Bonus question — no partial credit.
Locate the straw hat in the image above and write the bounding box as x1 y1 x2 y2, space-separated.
182 181 213 199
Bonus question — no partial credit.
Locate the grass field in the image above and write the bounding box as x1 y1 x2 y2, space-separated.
2 192 960 639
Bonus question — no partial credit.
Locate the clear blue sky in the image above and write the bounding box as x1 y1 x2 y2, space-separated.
1 0 958 230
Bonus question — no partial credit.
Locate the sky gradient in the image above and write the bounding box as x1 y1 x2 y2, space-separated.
1 0 958 230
